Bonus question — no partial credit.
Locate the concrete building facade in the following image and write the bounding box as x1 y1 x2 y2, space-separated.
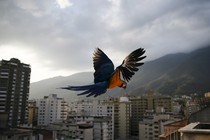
139 112 172 140
53 115 111 140
70 99 115 140
130 97 148 137
0 58 31 126
104 97 131 140
92 100 114 140
28 100 38 126
118 97 131 139
93 116 110 140
179 122 210 140
53 121 93 140
36 94 69 126
130 92 172 137
159 119 188 140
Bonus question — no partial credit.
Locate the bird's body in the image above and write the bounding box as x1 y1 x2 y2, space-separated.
61 48 146 97
108 68 125 89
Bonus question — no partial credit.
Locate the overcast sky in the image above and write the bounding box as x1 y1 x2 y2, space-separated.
0 0 210 83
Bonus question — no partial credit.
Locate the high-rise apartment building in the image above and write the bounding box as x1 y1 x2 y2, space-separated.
36 94 69 126
104 97 131 140
70 99 93 115
139 112 171 140
130 91 172 137
118 97 131 139
94 116 110 140
142 91 172 112
92 100 114 140
70 99 114 140
53 115 112 140
130 97 148 137
28 100 38 126
0 58 31 126
53 119 93 140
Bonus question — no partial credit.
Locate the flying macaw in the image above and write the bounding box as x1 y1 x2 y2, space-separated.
61 48 146 97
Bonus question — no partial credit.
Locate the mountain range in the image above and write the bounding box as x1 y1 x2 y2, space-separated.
29 46 210 100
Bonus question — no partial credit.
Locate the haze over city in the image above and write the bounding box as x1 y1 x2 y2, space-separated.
0 0 210 82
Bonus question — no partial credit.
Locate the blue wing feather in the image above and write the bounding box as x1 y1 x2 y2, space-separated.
60 81 108 97
93 48 114 83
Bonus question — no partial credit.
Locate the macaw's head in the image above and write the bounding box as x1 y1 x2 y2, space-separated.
120 81 127 89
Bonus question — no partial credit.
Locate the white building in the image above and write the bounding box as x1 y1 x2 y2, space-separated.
70 99 115 140
53 121 93 140
36 94 69 126
118 97 131 139
70 99 93 115
139 111 173 140
92 100 114 140
54 113 111 140
93 116 110 140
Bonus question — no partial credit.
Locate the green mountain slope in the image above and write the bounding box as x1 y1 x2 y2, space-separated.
130 46 210 96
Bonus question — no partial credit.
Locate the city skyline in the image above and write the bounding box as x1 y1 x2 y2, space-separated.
0 0 210 82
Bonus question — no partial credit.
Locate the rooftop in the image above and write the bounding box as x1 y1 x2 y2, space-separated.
179 122 210 134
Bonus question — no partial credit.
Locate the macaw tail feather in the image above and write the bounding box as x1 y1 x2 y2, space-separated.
60 81 108 97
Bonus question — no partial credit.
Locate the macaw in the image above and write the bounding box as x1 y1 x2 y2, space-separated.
61 48 146 97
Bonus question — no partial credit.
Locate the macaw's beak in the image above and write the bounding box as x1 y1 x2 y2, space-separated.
121 83 127 89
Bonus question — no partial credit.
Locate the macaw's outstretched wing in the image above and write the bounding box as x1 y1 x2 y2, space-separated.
117 48 146 82
93 48 114 83
60 81 108 97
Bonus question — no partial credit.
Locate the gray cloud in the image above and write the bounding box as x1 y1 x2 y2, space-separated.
0 0 210 82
